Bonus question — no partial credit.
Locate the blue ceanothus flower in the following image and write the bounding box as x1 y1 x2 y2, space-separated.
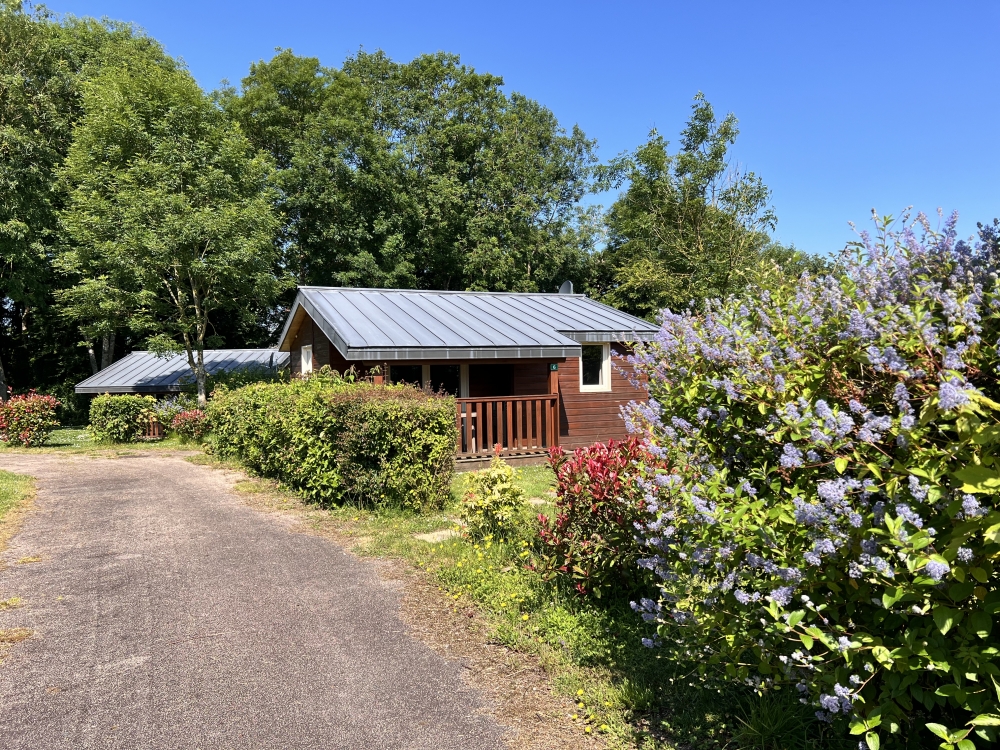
618 210 1000 746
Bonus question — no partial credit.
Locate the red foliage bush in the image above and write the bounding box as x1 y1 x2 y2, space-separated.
0 391 61 447
535 436 656 599
170 409 209 440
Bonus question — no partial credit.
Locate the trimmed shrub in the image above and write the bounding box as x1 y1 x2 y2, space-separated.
89 395 156 443
207 368 456 509
626 212 1000 748
170 409 209 441
535 437 653 599
0 392 61 447
461 454 526 540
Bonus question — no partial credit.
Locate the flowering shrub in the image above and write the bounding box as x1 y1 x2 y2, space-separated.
461 453 526 540
207 368 455 509
625 211 1000 748
0 392 61 447
153 395 198 426
170 410 209 441
89 394 156 442
536 437 653 599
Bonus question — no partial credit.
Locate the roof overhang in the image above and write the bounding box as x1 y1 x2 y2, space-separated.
75 383 187 395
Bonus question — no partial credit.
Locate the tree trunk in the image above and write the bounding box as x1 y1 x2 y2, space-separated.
100 332 116 370
195 346 207 407
88 345 99 374
0 355 8 401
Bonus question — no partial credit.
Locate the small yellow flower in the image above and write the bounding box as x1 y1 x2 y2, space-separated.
521 614 529 621
600 724 609 732
577 689 584 696
584 727 592 734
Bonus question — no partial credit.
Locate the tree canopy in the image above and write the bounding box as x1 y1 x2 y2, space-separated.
0 3 836 403
223 49 598 294
592 94 779 319
57 49 281 404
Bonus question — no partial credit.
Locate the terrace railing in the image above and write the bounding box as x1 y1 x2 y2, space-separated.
455 395 559 458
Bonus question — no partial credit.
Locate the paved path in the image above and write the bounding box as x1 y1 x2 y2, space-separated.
0 453 507 750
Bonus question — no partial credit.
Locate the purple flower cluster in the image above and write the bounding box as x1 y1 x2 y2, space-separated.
620 209 999 730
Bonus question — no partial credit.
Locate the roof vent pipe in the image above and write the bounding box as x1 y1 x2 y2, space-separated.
558 280 573 294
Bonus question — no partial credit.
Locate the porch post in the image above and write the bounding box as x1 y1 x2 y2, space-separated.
548 362 560 448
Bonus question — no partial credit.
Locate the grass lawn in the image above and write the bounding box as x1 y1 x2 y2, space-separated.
0 470 36 555
219 457 853 750
0 426 198 454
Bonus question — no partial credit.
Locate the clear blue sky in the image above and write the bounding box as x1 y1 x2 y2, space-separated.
50 0 1000 256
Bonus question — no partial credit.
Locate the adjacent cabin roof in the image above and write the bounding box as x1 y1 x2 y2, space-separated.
277 287 660 361
74 349 289 394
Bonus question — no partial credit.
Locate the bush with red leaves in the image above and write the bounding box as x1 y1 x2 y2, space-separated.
170 409 209 440
535 437 656 599
0 392 61 447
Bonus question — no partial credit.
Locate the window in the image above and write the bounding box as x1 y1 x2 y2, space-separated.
580 343 611 392
300 344 313 374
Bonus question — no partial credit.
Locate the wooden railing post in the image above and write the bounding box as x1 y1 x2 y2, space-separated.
454 394 561 458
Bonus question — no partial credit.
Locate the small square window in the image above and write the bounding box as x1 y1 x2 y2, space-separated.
301 344 313 374
580 343 611 392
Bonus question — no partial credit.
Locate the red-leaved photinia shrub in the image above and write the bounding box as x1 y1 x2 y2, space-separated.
0 392 61 447
535 437 656 599
170 409 209 440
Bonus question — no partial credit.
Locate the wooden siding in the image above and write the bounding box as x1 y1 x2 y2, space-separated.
512 362 550 396
557 344 643 449
289 316 353 375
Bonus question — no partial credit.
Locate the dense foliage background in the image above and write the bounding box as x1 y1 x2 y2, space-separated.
0 1 833 407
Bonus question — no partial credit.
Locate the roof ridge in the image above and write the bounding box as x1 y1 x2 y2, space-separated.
299 286 584 297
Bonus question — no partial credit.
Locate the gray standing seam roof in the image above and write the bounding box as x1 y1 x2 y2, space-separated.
278 287 659 361
74 349 289 394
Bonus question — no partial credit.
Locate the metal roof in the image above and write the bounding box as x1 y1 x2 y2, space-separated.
277 287 659 361
75 349 289 394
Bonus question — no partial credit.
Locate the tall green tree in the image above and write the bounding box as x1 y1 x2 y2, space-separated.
224 49 597 294
0 2 168 406
594 93 777 319
58 52 281 404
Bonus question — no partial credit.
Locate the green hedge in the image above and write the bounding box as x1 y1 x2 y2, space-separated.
207 370 456 509
89 394 156 442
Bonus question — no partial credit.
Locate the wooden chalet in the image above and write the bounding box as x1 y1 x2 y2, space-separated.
277 286 659 465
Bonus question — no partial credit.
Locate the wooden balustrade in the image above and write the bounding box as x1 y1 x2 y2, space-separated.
455 394 558 457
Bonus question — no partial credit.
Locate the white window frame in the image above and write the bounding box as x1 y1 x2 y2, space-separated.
300 344 313 375
579 343 611 392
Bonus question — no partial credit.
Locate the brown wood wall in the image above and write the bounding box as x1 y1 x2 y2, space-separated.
557 344 643 449
512 362 549 396
288 316 352 374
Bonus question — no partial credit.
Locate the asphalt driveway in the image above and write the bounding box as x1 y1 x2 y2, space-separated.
0 453 508 750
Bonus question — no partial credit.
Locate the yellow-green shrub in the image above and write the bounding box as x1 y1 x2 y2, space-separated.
460 455 527 540
88 394 156 443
